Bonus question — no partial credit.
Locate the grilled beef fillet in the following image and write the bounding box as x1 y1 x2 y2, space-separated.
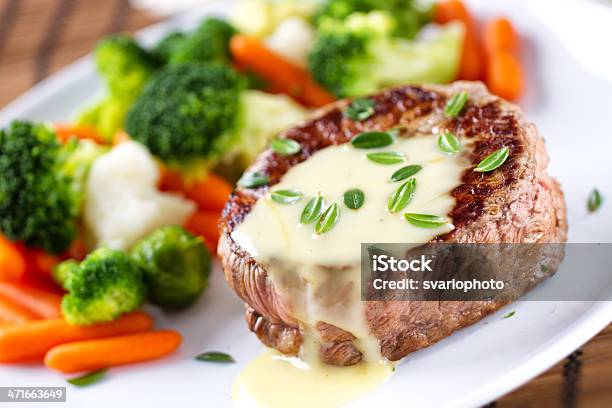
218 82 568 366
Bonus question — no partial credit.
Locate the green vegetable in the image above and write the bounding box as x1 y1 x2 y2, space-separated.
68 369 107 387
239 172 269 188
52 259 79 288
271 138 301 156
444 91 469 118
390 164 422 182
195 351 235 363
301 195 325 224
271 190 303 205
404 213 448 228
76 35 158 140
313 0 434 39
132 226 211 310
437 132 461 154
169 18 236 64
0 121 103 254
366 152 405 164
351 131 394 149
59 248 147 325
474 147 509 172
316 203 340 234
587 189 603 213
152 31 187 63
125 63 306 174
502 311 516 319
309 11 464 97
345 98 375 121
343 189 365 210
387 178 416 213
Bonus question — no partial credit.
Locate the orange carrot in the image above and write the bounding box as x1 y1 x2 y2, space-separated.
482 17 524 101
483 17 519 56
435 0 485 81
230 35 335 107
0 281 61 319
112 130 130 146
184 211 221 254
486 51 524 101
0 236 26 281
44 330 182 373
0 298 37 325
0 311 153 363
160 170 232 212
54 124 104 144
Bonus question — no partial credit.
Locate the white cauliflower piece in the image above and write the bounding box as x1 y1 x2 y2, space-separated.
84 141 196 250
231 0 316 37
265 17 315 67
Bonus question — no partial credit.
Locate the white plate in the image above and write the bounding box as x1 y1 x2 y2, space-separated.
1 1 611 407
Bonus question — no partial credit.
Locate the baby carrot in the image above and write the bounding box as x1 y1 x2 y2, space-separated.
184 211 221 255
0 281 62 319
483 17 519 56
54 124 105 144
160 170 232 212
0 311 153 363
486 51 524 102
230 35 335 107
0 235 26 281
44 330 182 373
482 17 524 101
0 298 37 325
435 0 485 81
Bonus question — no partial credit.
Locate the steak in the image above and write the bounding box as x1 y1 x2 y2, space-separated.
218 82 568 365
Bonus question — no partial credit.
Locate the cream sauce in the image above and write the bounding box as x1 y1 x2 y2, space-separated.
231 132 470 406
232 349 394 408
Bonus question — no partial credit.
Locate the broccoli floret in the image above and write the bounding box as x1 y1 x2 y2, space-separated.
76 35 159 140
309 12 464 97
125 63 306 174
152 31 187 63
95 34 158 98
125 63 244 171
60 248 147 325
314 0 433 39
131 226 211 310
52 259 79 288
0 122 74 253
169 18 236 64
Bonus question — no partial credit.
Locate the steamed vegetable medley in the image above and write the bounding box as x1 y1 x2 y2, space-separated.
0 0 522 377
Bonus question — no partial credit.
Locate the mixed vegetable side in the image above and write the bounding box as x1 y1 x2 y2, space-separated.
0 0 525 383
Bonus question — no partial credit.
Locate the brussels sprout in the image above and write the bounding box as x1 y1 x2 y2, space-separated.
131 226 211 310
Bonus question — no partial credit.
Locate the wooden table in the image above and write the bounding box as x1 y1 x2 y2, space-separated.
0 0 610 406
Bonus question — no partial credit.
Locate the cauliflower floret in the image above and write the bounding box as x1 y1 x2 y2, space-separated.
84 141 196 250
231 0 316 37
265 17 315 67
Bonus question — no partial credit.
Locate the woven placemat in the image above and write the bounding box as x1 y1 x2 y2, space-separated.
0 1 610 406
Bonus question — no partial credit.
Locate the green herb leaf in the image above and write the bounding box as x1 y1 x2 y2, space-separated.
195 351 235 363
271 189 303 205
366 152 405 165
239 172 269 188
343 189 365 210
587 188 603 213
503 311 516 319
300 195 325 224
67 369 107 387
437 132 461 154
390 165 423 182
474 147 510 172
316 203 340 234
351 131 394 149
404 213 449 228
444 91 469 118
271 138 301 156
345 98 375 121
387 178 417 213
